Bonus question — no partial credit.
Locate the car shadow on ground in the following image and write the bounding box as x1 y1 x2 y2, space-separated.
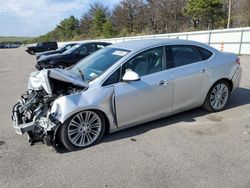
55 87 250 153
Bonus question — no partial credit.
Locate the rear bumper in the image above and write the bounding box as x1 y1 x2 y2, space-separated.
232 66 242 91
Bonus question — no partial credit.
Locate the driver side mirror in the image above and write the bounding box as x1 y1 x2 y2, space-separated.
122 70 140 81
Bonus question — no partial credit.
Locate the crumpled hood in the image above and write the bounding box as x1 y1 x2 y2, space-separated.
28 68 88 95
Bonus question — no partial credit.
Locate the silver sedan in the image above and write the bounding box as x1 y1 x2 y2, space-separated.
12 39 242 151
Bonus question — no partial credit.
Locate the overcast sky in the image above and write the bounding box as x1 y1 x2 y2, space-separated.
0 0 121 37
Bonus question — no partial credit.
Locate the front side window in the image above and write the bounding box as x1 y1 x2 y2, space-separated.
171 45 201 67
86 44 97 54
63 44 81 54
65 45 73 50
122 47 164 77
37 43 43 47
75 45 87 55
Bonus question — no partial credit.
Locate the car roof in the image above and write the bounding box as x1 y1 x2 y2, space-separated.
108 39 216 52
78 41 110 45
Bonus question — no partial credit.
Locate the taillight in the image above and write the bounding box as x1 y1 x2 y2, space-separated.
236 57 240 65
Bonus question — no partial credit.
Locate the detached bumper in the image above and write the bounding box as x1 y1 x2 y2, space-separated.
11 103 35 135
12 120 35 135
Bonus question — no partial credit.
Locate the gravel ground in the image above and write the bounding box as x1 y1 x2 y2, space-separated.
0 47 250 188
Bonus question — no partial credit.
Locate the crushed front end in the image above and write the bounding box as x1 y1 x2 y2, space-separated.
11 90 60 145
11 68 87 146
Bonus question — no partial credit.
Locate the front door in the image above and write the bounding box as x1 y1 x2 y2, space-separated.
114 46 173 128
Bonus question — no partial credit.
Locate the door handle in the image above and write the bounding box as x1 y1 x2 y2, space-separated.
158 80 169 86
201 68 208 73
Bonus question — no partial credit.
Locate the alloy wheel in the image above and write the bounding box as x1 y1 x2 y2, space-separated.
210 83 229 110
67 111 102 147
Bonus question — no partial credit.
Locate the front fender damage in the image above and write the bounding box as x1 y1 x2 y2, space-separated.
51 86 117 132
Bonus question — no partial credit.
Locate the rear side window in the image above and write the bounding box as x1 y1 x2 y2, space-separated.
170 45 201 67
197 47 213 60
76 45 87 55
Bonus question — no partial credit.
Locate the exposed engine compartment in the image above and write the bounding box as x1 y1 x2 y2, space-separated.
11 68 87 145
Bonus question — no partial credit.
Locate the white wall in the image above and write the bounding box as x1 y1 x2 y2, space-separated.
59 27 250 55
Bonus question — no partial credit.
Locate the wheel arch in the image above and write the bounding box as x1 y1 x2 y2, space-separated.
211 78 233 92
90 109 110 135
53 108 111 146
58 108 110 133
202 78 232 112
202 77 233 106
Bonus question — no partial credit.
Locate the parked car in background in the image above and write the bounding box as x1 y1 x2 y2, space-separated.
36 43 77 60
26 42 58 55
0 44 5 49
0 43 20 48
12 39 242 151
35 42 111 70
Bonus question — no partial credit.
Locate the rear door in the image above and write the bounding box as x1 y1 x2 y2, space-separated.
167 45 212 112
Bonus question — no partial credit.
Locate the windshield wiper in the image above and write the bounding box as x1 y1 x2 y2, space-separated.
77 68 84 81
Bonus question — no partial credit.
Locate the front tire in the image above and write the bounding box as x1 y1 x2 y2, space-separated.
29 50 35 55
59 110 106 151
203 81 230 112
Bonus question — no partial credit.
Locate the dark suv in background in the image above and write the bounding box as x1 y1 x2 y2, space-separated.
26 42 58 55
36 43 77 60
35 42 111 70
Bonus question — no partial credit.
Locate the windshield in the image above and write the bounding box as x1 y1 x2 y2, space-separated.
57 45 66 51
69 47 130 83
63 44 81 54
58 44 75 51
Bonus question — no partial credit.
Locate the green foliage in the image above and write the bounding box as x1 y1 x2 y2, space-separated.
183 0 226 29
0 36 33 43
58 16 80 40
91 8 107 36
27 0 249 44
102 20 114 38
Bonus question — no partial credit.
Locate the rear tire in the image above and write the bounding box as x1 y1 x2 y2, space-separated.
59 110 106 151
203 80 230 112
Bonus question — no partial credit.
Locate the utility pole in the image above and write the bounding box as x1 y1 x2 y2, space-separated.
227 0 232 28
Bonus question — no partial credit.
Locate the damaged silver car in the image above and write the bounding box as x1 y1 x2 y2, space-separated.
11 39 242 151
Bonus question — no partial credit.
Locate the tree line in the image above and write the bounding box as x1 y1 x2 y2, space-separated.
29 0 250 43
